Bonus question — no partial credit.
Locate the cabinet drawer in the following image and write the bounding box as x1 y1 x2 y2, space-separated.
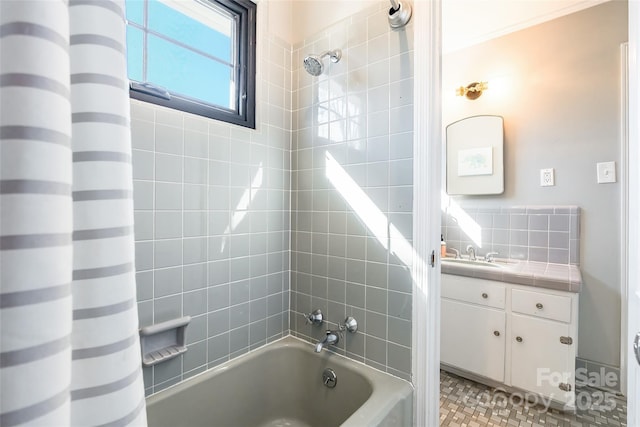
511 289 571 323
442 275 506 309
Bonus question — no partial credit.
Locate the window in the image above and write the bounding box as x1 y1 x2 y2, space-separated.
126 0 256 128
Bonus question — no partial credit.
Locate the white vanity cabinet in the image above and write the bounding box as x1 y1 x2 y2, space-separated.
441 275 506 382
441 274 579 408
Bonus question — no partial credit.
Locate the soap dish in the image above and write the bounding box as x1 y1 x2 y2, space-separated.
139 316 190 367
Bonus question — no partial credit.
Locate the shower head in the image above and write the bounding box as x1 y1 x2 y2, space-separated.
303 49 342 76
303 55 324 77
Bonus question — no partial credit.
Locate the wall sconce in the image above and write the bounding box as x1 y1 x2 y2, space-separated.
456 81 488 100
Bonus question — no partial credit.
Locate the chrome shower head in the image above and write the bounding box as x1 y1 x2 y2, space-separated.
303 49 342 76
303 55 324 76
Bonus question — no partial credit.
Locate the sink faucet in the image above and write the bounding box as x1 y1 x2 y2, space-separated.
466 245 476 261
448 248 460 259
315 330 339 353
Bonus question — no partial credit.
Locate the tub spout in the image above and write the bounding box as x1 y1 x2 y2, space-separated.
315 330 339 353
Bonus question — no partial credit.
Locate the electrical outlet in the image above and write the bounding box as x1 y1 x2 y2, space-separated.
540 168 555 186
597 161 616 184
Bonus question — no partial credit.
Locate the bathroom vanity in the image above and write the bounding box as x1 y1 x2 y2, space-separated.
440 259 581 409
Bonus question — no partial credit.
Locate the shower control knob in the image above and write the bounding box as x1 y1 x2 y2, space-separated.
493 331 500 337
536 303 543 309
304 309 323 326
341 317 358 333
516 336 523 343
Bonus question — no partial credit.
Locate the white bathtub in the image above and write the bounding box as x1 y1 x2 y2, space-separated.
145 336 413 427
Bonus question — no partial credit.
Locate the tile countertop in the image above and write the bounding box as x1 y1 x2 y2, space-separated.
441 258 582 293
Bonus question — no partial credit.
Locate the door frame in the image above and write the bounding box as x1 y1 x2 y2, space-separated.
411 0 441 425
625 0 638 424
620 41 628 398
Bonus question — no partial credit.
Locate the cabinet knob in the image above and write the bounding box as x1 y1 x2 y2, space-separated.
482 293 488 299
516 336 523 343
493 331 500 337
536 303 543 309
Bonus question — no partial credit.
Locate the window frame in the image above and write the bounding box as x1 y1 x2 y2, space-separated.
128 0 257 129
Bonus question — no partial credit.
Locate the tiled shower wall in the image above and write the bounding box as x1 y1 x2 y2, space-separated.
132 22 292 394
290 3 414 380
441 206 580 264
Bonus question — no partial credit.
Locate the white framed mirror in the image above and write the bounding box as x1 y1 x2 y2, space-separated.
446 115 504 195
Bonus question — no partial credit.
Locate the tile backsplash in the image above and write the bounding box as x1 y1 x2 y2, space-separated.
441 205 580 265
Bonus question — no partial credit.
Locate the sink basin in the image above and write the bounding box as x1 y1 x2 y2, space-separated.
442 257 514 269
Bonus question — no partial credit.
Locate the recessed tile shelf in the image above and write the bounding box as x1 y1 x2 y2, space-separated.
140 316 191 367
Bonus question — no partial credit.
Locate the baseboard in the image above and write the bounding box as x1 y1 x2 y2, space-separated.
575 358 622 394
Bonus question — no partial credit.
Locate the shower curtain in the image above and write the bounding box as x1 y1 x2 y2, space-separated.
1 1 147 425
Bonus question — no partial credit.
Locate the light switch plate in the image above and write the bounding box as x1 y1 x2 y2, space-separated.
597 161 616 184
540 168 555 186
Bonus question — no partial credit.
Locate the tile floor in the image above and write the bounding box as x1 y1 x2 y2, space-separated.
440 370 627 427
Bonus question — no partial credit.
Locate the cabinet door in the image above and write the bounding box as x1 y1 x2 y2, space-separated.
441 299 506 382
510 313 574 405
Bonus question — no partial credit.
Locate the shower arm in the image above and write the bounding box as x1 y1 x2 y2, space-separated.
318 50 342 63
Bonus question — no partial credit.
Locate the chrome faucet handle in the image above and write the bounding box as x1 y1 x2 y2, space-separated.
303 309 323 326
448 248 460 259
339 316 358 333
485 252 499 262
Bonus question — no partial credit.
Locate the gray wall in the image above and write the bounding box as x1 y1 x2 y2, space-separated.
442 1 627 368
290 2 414 380
132 21 292 395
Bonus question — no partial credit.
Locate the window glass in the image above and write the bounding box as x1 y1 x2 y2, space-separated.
126 27 144 82
147 34 233 108
147 0 233 62
125 0 256 128
126 0 144 24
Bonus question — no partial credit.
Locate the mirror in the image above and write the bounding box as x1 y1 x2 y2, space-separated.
445 115 504 195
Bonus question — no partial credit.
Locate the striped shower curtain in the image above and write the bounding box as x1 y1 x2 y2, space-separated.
1 1 147 425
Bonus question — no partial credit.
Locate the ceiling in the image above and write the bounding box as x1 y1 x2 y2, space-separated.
270 0 612 52
442 0 610 52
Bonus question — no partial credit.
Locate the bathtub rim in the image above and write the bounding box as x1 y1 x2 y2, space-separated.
145 335 413 427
